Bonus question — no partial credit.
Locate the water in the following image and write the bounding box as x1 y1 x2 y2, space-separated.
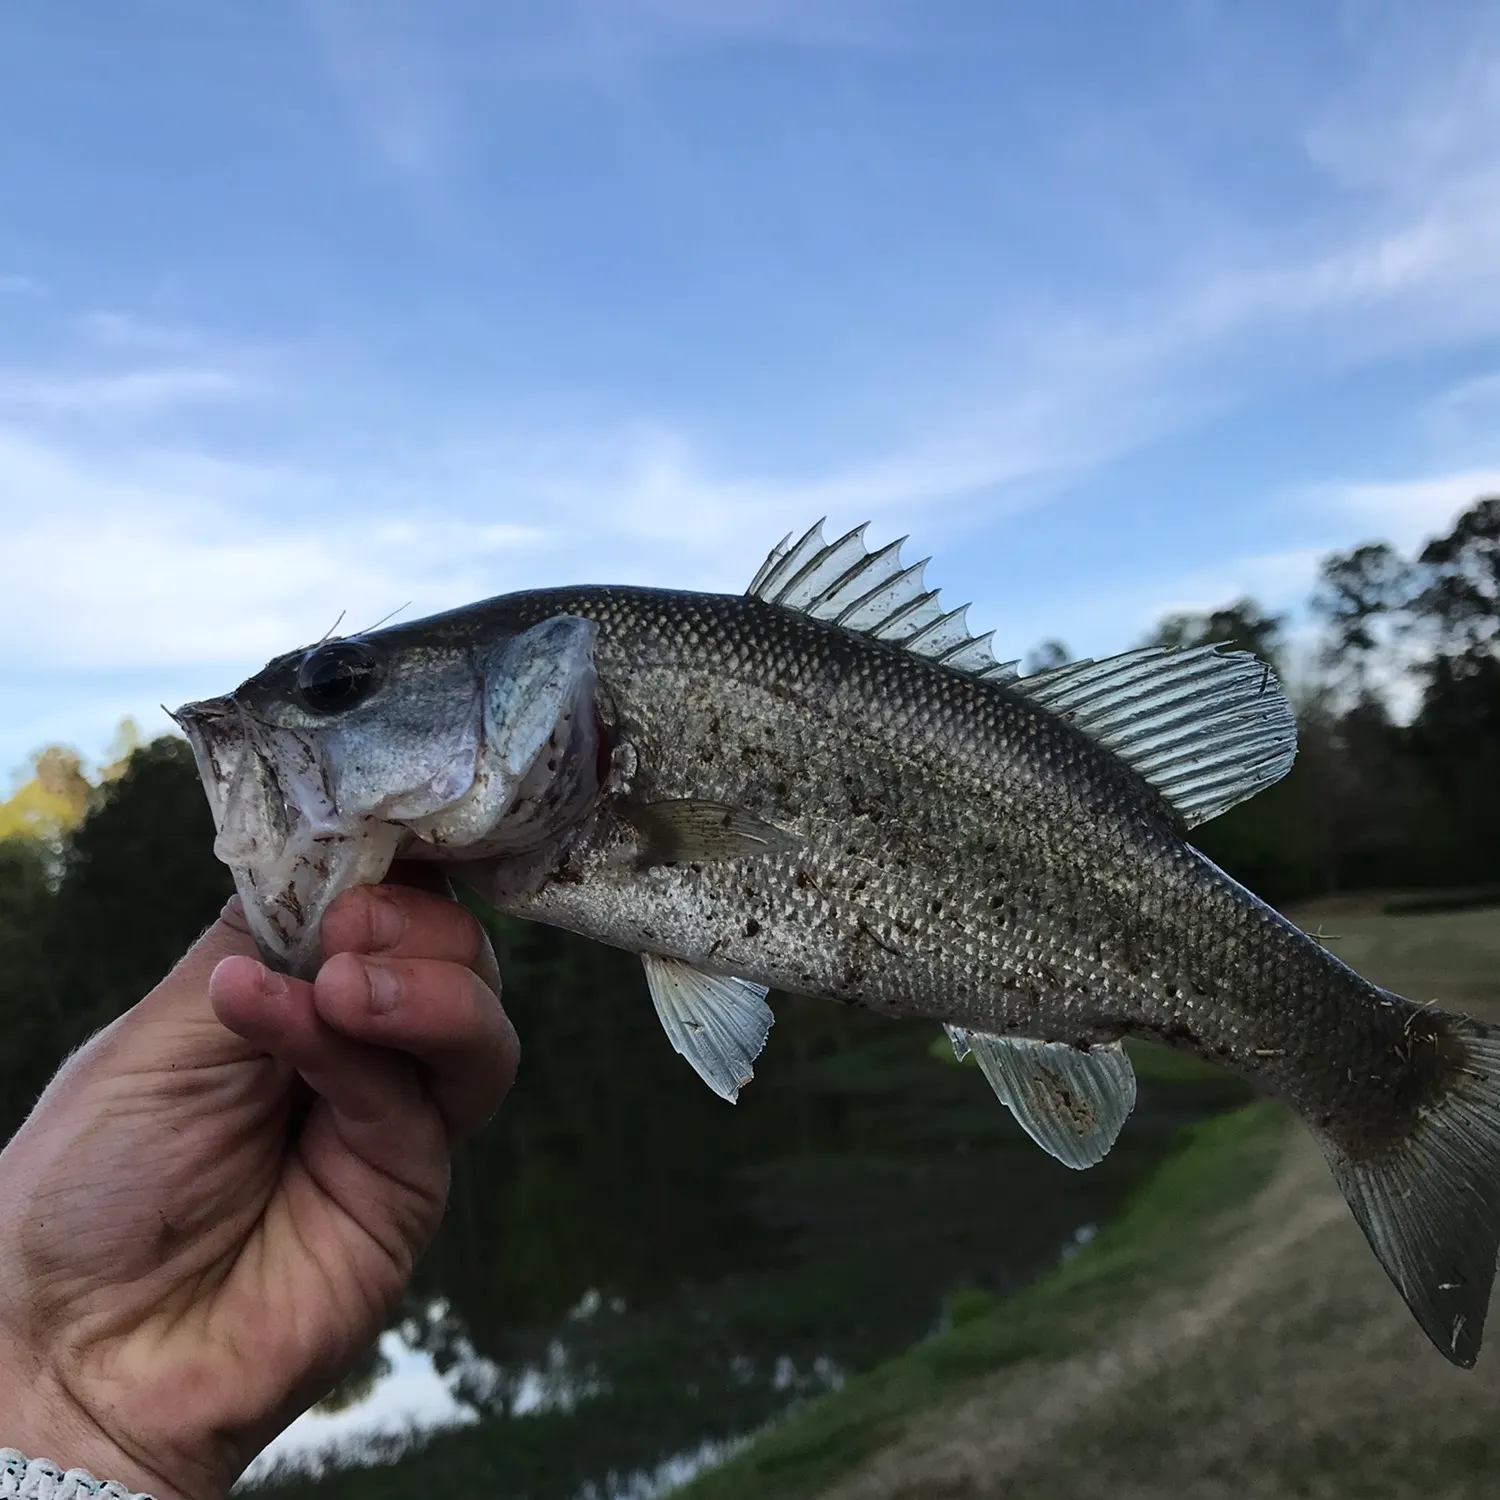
248 917 1250 1497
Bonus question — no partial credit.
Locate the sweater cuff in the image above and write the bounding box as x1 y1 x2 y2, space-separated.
0 1450 155 1500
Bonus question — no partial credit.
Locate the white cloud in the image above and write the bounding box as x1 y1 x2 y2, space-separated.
0 428 551 672
1426 368 1500 448
1305 9 1500 196
1324 467 1500 553
0 366 247 417
306 0 455 186
73 308 206 353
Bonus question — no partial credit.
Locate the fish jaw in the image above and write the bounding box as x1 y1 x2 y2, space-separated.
173 693 407 976
171 614 604 977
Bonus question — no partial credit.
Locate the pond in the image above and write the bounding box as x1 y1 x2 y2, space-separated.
248 914 1251 1498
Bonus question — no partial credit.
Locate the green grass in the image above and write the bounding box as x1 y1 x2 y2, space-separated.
675 1101 1289 1500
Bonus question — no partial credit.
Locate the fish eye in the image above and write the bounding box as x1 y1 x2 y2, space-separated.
295 640 381 715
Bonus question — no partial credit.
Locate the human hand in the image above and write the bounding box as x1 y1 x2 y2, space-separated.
0 874 518 1500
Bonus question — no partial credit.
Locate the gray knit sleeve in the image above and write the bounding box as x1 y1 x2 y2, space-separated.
0 1450 155 1500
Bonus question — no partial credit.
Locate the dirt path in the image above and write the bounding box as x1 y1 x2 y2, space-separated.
818 1128 1500 1500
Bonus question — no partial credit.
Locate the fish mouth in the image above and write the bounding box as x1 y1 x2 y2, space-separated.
173 695 402 978
171 614 605 978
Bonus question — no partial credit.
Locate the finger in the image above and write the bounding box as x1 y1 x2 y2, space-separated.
210 955 450 1275
210 956 428 1137
312 952 519 1139
320 883 500 993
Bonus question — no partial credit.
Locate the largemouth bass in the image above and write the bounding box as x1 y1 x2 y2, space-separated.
174 520 1500 1367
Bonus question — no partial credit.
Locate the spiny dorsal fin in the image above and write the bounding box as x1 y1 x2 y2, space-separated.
945 1026 1136 1169
747 520 1019 681
641 953 774 1103
1013 645 1297 827
748 521 1296 826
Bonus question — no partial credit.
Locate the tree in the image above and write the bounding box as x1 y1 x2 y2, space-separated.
1412 496 1500 662
1 736 235 1142
1311 542 1412 698
52 736 233 1032
1023 639 1071 675
0 746 92 845
0 837 59 1132
1144 598 1284 668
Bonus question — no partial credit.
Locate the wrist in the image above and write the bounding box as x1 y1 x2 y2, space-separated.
0 1350 198 1500
1 1449 154 1499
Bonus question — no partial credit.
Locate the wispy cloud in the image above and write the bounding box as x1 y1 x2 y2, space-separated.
0 366 247 417
1426 368 1500 449
1322 467 1500 554
73 309 205 355
306 0 455 188
0 428 551 673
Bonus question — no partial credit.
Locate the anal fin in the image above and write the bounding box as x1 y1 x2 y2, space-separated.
642 953 774 1103
946 1026 1136 1169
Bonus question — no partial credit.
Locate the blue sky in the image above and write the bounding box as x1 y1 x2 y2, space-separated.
4 0 1500 781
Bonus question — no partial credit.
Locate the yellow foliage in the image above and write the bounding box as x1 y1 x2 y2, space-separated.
0 719 152 844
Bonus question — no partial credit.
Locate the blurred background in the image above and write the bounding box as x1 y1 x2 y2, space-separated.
4 4 1500 1497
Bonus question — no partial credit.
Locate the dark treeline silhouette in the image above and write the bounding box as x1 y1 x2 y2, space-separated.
0 497 1495 1495
1176 495 1500 899
0 737 234 1140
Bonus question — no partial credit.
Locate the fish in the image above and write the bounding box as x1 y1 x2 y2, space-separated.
172 519 1500 1368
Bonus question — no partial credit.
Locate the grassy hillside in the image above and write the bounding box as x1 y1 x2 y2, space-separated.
678 1104 1289 1500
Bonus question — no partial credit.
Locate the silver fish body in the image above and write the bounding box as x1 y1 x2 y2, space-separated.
457 586 1396 1124
175 523 1500 1369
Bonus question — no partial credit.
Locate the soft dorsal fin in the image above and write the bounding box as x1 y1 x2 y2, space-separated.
946 1026 1136 1169
748 520 1297 826
1012 645 1297 827
748 520 1019 680
641 953 774 1102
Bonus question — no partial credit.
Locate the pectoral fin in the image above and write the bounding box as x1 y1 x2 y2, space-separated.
945 1026 1136 1169
642 953 775 1103
626 800 794 866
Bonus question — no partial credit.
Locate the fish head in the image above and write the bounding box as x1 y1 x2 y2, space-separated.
173 614 601 977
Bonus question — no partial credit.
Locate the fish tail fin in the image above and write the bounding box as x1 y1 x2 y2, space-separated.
1324 1015 1500 1367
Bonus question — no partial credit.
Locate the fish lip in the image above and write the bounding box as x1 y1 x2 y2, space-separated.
170 693 238 726
171 692 404 979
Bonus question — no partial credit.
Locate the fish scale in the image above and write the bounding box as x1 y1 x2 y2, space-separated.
174 520 1500 1368
446 586 1402 1113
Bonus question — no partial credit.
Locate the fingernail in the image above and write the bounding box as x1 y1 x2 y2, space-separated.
368 892 407 951
259 964 288 997
366 962 401 1015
